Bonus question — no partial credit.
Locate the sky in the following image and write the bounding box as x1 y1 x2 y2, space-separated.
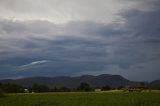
0 0 160 81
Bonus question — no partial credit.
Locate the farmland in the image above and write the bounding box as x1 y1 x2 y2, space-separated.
0 91 160 106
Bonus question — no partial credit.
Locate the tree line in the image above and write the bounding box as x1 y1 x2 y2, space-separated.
0 82 112 94
1 82 159 95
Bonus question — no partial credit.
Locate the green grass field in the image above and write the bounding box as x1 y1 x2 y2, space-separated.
0 92 160 106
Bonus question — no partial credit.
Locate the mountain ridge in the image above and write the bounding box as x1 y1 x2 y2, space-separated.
0 74 159 89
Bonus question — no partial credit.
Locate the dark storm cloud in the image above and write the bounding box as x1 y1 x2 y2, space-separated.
0 26 108 79
0 0 160 81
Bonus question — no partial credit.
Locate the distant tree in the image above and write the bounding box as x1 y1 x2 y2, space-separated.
27 87 32 93
0 89 5 97
32 83 50 92
59 87 71 92
101 85 111 91
1 83 24 93
140 82 145 86
50 87 58 92
77 82 92 92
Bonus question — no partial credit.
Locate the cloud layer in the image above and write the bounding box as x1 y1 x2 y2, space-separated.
0 0 160 81
0 0 154 24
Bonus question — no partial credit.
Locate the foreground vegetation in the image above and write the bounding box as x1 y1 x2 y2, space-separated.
0 92 160 106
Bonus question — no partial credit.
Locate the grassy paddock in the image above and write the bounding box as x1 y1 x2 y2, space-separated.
0 92 160 106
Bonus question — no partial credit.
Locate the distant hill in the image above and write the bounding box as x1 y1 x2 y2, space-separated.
0 74 157 89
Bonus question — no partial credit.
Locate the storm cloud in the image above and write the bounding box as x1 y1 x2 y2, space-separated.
0 0 160 81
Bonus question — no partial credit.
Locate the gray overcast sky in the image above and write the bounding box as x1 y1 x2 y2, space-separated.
0 0 160 81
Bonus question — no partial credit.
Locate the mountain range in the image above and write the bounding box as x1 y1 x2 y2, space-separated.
0 74 159 89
